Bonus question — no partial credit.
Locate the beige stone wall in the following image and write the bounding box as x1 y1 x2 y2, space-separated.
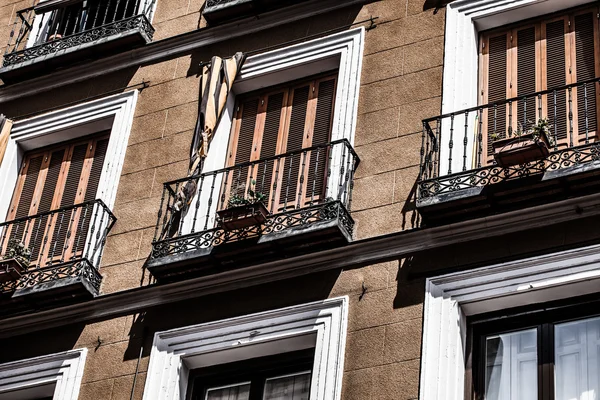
0 1 448 399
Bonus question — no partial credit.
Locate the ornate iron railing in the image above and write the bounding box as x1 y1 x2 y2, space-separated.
151 139 359 259
0 199 116 294
3 0 155 67
418 77 600 199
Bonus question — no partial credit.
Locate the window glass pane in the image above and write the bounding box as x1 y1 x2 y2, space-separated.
555 315 600 400
485 328 537 400
263 371 310 400
205 382 250 400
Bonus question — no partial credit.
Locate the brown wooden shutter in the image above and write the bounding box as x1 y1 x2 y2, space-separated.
279 85 309 209
573 11 598 144
306 78 335 201
484 33 509 159
516 27 537 130
5 134 109 267
230 98 259 198
545 18 569 145
256 91 284 202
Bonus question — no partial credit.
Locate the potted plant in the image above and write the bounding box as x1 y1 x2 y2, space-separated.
217 181 268 230
0 239 31 283
492 118 554 167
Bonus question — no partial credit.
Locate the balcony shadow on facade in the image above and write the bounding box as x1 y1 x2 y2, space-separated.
0 0 155 83
0 200 115 318
417 78 600 225
146 140 359 282
202 0 310 25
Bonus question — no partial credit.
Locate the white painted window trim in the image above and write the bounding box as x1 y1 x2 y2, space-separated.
419 243 600 400
143 296 349 400
0 90 138 224
183 27 364 232
440 0 595 174
0 348 87 400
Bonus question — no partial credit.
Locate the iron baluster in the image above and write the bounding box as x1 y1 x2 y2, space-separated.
420 122 426 179
74 204 89 259
343 143 351 204
49 210 66 264
85 202 100 261
203 173 216 231
297 150 308 209
463 111 469 171
284 154 293 210
153 186 166 242
347 151 356 211
325 143 333 201
523 96 527 127
508 100 513 137
477 108 483 168
31 217 44 268
220 170 230 210
434 118 441 178
271 158 281 213
39 213 54 267
310 147 320 206
260 160 267 195
568 87 574 148
584 82 590 144
191 175 204 234
553 90 558 150
448 114 454 175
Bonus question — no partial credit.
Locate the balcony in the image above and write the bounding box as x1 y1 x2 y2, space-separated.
147 139 359 282
203 0 306 24
0 200 115 316
417 78 600 224
0 0 155 83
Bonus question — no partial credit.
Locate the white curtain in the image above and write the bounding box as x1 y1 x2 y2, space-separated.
263 372 310 400
485 328 538 400
555 316 600 400
206 383 251 400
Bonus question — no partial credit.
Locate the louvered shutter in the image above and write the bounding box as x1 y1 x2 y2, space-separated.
4 135 109 268
279 85 309 210
483 33 509 162
516 27 537 130
573 11 598 144
229 98 258 200
256 91 284 206
306 78 335 202
29 148 65 264
545 18 569 147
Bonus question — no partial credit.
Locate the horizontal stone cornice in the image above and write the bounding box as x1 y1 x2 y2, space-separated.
0 0 368 105
1 191 600 338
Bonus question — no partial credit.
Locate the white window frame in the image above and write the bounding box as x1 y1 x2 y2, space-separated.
183 27 364 233
419 243 600 400
143 296 349 400
0 90 137 223
0 348 87 400
440 0 595 174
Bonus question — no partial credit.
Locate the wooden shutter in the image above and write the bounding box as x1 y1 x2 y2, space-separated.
481 32 509 162
572 10 600 144
516 26 537 130
4 133 109 267
223 75 336 215
544 17 570 147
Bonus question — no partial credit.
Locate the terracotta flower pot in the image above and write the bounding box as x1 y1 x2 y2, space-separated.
492 132 551 167
217 202 268 231
0 257 28 283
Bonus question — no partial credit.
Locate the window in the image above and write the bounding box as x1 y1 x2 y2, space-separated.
471 296 600 400
479 5 600 163
2 133 109 267
225 74 336 212
32 0 140 46
187 349 314 400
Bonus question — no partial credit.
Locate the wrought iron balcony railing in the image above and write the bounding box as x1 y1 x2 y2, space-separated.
0 199 116 295
2 0 155 71
418 77 600 201
150 139 359 262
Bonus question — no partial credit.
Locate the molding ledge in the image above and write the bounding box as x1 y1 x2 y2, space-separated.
419 242 600 400
0 349 87 400
1 190 600 338
143 297 348 400
0 0 369 105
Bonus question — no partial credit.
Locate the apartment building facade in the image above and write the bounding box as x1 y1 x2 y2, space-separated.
0 0 599 399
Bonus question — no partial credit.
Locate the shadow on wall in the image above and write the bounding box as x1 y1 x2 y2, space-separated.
122 269 342 361
184 5 365 78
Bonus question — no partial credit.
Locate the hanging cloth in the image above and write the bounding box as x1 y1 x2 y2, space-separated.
166 52 246 238
0 115 13 167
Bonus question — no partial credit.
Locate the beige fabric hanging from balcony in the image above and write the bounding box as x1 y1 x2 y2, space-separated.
0 115 13 167
170 52 245 228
